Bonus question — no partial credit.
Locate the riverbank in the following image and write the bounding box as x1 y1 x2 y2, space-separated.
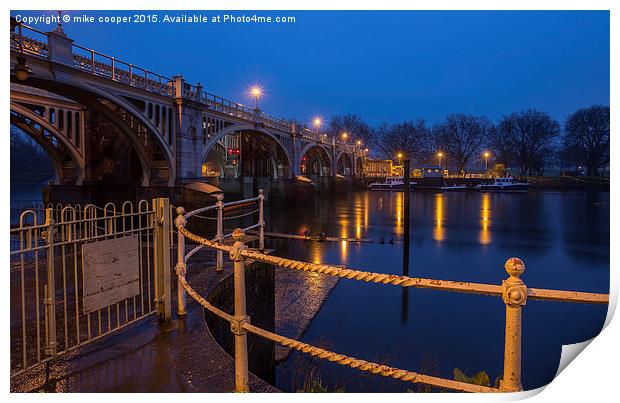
525 176 610 189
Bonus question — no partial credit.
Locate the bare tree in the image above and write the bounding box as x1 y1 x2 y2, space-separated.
433 114 490 172
327 114 375 148
485 124 513 167
562 105 609 176
496 110 560 176
376 120 430 163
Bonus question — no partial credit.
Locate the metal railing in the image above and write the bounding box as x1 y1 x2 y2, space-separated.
9 198 171 379
174 193 609 393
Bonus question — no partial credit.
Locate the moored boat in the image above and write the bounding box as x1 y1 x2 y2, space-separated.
477 177 529 192
367 176 417 191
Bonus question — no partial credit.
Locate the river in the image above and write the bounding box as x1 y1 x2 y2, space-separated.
264 189 609 392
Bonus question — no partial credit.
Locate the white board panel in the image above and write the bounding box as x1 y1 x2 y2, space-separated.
82 235 140 314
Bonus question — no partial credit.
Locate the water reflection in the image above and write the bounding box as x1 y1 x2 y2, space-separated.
480 193 491 245
433 193 444 242
270 189 609 392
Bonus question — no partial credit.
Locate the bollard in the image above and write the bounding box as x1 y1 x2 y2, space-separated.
500 257 526 392
175 207 187 317
216 194 224 272
230 228 250 392
44 208 57 357
258 189 265 251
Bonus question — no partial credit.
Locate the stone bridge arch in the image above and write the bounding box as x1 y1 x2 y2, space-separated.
336 151 354 176
299 144 333 176
201 124 293 179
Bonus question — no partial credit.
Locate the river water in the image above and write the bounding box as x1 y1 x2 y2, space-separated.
264 189 609 392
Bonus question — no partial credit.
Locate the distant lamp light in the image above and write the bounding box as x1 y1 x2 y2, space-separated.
341 132 349 140
249 85 262 109
356 139 362 146
313 117 323 132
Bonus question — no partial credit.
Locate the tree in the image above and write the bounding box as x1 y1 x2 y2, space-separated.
326 114 375 148
376 120 430 164
562 105 609 176
496 110 560 176
433 114 490 172
485 124 514 167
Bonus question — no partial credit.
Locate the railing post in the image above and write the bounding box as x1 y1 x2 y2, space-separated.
153 198 172 321
500 257 526 392
230 229 250 392
258 189 265 251
216 194 224 272
111 57 115 80
44 208 57 357
175 207 187 317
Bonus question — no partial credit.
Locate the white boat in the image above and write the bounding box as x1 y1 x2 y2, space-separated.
477 177 529 192
367 176 417 191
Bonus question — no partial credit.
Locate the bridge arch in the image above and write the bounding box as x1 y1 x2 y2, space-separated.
201 124 292 179
10 101 85 185
12 79 176 187
300 144 333 177
336 151 354 176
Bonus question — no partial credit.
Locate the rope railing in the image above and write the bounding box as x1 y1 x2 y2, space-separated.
174 191 609 393
174 263 496 393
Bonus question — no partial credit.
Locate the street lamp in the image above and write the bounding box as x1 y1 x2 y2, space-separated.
397 153 403 166
341 131 349 142
313 117 323 133
249 86 262 109
484 152 490 171
356 139 362 146
437 152 443 168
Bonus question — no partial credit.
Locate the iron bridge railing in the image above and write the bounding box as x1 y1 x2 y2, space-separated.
174 190 609 393
10 20 361 152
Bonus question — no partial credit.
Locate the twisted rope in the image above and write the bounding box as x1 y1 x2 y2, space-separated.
177 224 502 296
174 264 497 393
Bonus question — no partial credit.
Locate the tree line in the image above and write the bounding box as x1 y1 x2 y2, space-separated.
326 105 609 177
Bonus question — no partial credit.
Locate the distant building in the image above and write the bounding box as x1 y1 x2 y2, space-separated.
415 165 444 178
364 158 393 177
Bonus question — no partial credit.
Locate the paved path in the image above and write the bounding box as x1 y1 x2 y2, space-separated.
10 250 278 393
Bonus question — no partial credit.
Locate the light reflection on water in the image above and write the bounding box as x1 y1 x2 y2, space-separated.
268 189 609 392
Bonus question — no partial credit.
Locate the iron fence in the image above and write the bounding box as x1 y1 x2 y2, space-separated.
10 198 171 379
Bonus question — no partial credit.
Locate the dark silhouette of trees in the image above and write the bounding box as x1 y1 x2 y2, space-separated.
10 128 54 182
327 114 375 148
495 110 560 176
562 105 609 176
433 114 490 172
376 120 430 163
485 124 514 167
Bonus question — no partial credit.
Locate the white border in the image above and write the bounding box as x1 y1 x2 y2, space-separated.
2 2 616 402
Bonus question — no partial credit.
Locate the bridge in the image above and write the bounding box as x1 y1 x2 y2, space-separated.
9 18 364 198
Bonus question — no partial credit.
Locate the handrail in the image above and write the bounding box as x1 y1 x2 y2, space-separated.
173 195 609 392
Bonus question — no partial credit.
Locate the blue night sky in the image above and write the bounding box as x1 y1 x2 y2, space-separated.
13 10 610 127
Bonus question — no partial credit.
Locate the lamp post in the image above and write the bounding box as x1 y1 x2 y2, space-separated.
397 153 403 166
313 117 322 134
437 152 443 169
341 131 349 142
484 152 490 172
249 86 262 110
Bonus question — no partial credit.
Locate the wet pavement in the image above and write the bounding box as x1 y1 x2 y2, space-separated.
10 244 340 393
10 250 278 393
